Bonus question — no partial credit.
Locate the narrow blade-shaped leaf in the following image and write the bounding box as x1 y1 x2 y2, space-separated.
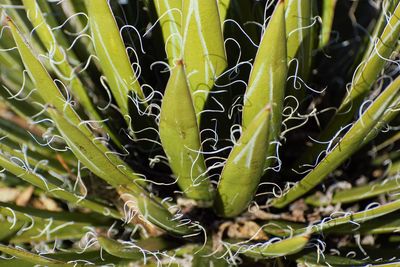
229 234 309 259
159 61 213 202
218 0 231 25
295 251 367 266
0 152 121 219
286 0 314 72
299 2 400 165
273 75 400 208
154 0 182 65
333 1 400 129
182 0 227 115
0 244 68 266
242 0 287 168
86 0 144 117
97 237 145 260
306 176 400 206
361 0 399 62
21 0 121 146
215 106 271 217
295 198 400 235
319 0 337 48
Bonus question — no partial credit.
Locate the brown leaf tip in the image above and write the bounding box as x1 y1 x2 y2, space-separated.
175 59 184 66
264 104 272 111
1 15 12 26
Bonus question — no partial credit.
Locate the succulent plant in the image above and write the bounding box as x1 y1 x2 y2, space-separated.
0 0 399 266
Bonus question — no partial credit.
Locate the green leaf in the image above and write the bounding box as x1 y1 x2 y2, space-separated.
285 0 314 76
375 131 400 151
182 0 227 115
0 152 121 219
0 258 32 267
272 75 400 208
21 0 121 147
159 61 213 202
0 88 45 132
218 0 231 25
319 0 337 48
1 0 48 61
388 161 400 176
284 0 315 105
0 219 25 242
6 16 138 187
86 0 144 118
372 262 400 267
228 234 309 259
192 245 230 267
262 220 305 237
0 202 111 226
5 16 88 138
0 139 66 174
46 249 131 266
0 118 67 164
0 244 70 266
328 213 400 235
119 186 196 236
361 0 399 61
49 113 195 235
215 105 271 217
362 84 400 146
241 0 287 168
154 0 182 65
97 236 171 261
295 251 367 267
10 220 91 244
300 2 400 165
306 176 400 206
0 41 23 70
295 198 400 235
97 237 145 260
21 0 75 62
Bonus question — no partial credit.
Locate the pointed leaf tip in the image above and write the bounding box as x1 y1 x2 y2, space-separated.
215 105 271 217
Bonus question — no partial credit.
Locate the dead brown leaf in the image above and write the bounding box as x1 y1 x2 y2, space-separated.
32 194 62 211
0 187 20 202
226 221 268 241
16 186 34 206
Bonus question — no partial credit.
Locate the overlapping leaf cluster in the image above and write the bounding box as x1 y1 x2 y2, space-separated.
0 0 398 266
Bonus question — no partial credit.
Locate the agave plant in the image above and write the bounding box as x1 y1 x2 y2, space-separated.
0 0 399 266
